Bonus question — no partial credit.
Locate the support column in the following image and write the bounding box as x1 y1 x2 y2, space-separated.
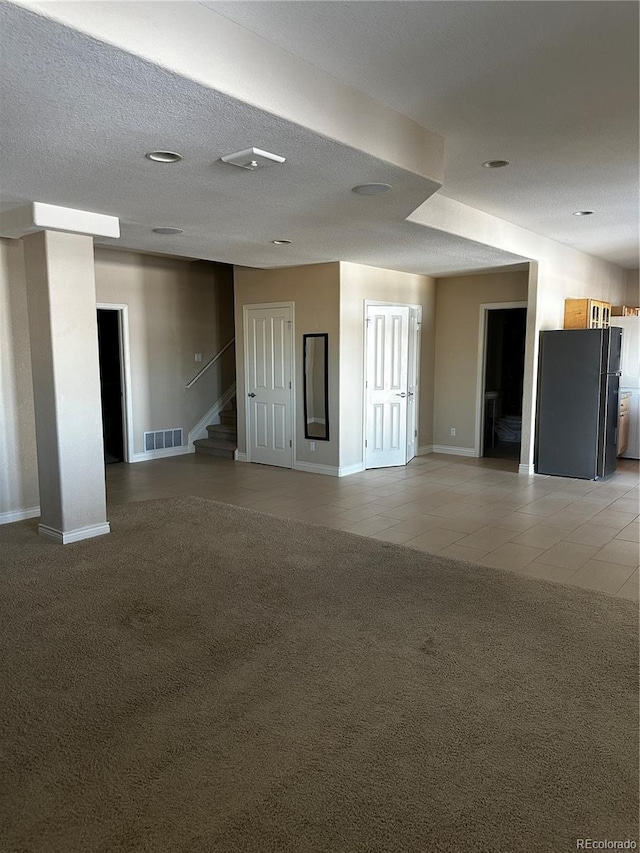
22 229 110 543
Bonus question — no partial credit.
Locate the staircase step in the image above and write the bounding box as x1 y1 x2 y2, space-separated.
194 438 236 459
219 410 237 426
206 423 236 441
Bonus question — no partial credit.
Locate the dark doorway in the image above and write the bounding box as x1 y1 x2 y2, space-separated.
97 309 124 464
483 307 527 459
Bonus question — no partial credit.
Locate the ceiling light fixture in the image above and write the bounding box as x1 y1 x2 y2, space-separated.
572 210 594 216
482 160 510 169
272 239 292 245
221 147 286 170
145 151 183 163
352 183 392 196
152 227 184 235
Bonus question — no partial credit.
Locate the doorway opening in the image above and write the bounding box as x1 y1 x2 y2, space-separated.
97 308 126 464
480 306 527 460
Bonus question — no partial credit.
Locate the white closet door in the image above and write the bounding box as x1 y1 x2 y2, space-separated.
246 305 293 468
365 305 410 468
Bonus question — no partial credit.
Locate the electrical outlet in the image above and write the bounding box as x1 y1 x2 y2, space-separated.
310 441 316 451
450 427 456 437
195 353 203 363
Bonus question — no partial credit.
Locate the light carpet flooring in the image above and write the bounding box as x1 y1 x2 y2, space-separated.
107 453 639 600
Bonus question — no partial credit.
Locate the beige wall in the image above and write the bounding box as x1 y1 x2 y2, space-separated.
1 243 234 519
339 262 436 469
94 249 234 454
624 269 639 307
0 238 39 517
234 263 341 468
433 270 529 451
410 196 629 469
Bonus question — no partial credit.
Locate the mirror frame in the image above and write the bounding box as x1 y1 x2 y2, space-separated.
303 333 330 441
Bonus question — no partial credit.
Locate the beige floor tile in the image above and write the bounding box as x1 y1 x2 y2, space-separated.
519 497 575 517
368 528 417 545
327 494 379 509
479 542 545 571
440 515 490 534
455 525 517 551
568 560 637 596
511 525 568 549
316 516 358 531
532 541 599 570
588 509 639 530
439 543 491 562
422 501 473 520
385 514 444 536
404 527 465 553
518 562 578 585
615 521 640 542
608 498 640 515
563 524 618 548
493 512 542 532
591 539 640 567
539 509 597 531
616 570 639 601
330 504 383 523
342 515 398 536
369 502 429 521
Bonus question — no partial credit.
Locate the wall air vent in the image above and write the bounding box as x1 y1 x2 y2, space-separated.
220 147 286 171
144 428 183 452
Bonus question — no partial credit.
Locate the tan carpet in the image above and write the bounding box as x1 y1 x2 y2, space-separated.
0 496 637 853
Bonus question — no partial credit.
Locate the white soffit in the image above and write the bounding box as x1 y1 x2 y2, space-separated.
0 2 524 276
0 203 120 239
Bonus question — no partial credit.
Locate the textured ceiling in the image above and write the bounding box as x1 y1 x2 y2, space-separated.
209 0 639 268
4 1 638 274
0 2 527 275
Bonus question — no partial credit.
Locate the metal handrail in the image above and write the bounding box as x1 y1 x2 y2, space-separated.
185 337 235 389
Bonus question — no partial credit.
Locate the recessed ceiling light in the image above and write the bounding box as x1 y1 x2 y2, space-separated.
482 160 510 168
572 210 594 216
352 183 392 195
152 227 184 235
272 239 292 245
145 151 183 163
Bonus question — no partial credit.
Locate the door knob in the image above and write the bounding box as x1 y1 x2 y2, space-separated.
248 392 256 398
395 392 407 398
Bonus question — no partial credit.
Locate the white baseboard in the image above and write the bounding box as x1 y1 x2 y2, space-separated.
518 463 535 475
0 506 40 525
431 445 476 457
337 462 365 477
130 446 192 463
234 450 248 462
294 460 339 476
417 445 433 456
187 382 237 447
39 521 111 544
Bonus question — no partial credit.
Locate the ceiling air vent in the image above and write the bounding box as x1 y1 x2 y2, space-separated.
144 428 183 452
220 147 285 171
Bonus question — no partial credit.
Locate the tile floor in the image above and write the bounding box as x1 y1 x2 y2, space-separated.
106 453 640 601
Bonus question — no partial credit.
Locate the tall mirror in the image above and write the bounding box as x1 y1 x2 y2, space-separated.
303 333 330 441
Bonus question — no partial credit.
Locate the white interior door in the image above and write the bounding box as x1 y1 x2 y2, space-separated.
365 305 410 468
406 308 422 462
245 304 293 468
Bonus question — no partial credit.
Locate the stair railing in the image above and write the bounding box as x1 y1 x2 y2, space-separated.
185 337 235 389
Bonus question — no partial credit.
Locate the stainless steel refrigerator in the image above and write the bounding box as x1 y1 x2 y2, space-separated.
535 327 622 479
